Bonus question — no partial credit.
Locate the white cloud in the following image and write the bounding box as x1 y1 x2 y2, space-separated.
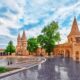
59 27 71 43
31 0 48 5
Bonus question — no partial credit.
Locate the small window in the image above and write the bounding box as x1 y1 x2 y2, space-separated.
76 51 79 54
76 51 79 60
76 37 80 42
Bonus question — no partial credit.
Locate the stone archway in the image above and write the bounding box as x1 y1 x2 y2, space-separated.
57 50 64 57
65 50 70 58
60 50 64 57
75 51 79 61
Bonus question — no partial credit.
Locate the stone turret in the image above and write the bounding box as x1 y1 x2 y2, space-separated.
68 17 80 43
68 17 80 37
17 33 21 47
22 31 26 40
16 33 21 55
21 31 27 49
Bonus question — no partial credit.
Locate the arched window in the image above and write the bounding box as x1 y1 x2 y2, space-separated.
66 50 70 58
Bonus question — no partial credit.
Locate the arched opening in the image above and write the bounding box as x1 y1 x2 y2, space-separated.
58 50 64 57
65 50 70 58
40 54 43 56
60 50 64 57
75 51 79 61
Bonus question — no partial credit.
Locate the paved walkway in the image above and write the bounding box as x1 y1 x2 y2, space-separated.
26 57 80 80
1 57 80 80
0 57 46 79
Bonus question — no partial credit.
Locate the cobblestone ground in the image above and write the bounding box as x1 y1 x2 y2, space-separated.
1 57 80 80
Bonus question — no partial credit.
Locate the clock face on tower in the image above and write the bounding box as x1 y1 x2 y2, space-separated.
76 37 80 42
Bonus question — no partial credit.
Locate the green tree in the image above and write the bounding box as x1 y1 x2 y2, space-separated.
37 21 60 55
5 41 15 55
27 38 39 54
37 35 45 48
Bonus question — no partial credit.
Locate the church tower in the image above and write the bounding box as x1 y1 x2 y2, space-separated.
21 31 27 55
16 31 28 56
16 33 21 55
69 17 79 35
21 31 27 50
17 33 21 47
68 17 80 43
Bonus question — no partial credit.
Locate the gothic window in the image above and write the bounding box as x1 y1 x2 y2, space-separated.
66 50 70 58
76 51 79 60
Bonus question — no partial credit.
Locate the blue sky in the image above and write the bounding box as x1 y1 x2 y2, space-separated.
0 0 80 48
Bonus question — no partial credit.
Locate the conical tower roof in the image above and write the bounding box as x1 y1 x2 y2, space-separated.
68 17 80 36
22 30 26 40
17 33 21 40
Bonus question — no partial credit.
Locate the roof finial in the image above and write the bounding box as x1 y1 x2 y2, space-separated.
17 33 21 40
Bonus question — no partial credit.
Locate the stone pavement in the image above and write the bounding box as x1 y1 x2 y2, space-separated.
7 57 42 68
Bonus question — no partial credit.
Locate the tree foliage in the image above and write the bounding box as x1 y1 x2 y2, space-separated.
27 38 39 54
5 41 15 55
37 21 60 55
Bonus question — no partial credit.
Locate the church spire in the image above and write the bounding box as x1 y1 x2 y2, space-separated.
17 33 21 41
17 33 21 47
22 30 26 40
70 18 79 34
69 17 79 36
